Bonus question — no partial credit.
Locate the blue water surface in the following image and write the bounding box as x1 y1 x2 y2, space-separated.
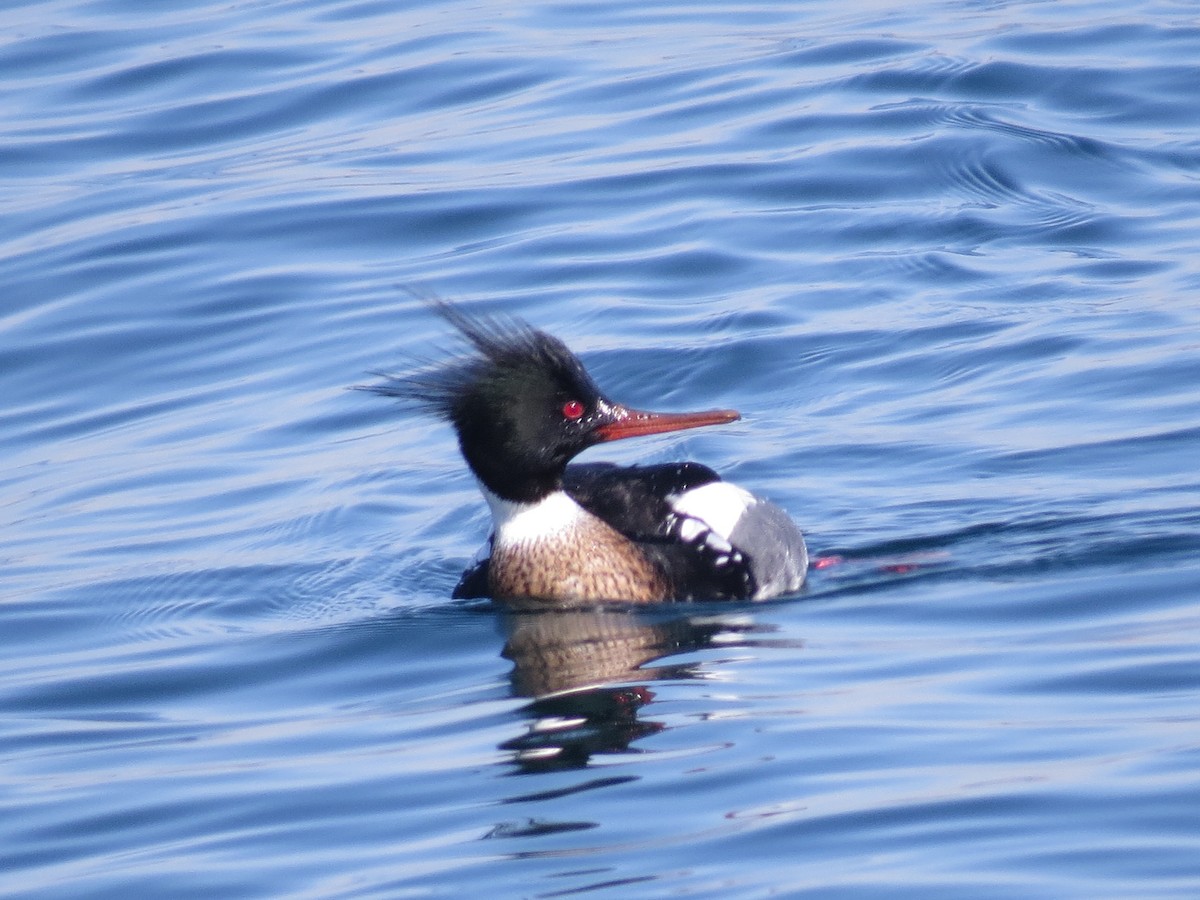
2 0 1200 897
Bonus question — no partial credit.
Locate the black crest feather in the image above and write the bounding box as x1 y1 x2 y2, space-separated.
357 298 593 423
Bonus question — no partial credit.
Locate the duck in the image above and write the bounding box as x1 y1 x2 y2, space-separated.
364 302 807 604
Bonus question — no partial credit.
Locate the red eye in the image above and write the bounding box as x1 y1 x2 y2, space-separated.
562 400 584 420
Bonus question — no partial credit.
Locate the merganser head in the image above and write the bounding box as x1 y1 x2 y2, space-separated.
366 302 739 503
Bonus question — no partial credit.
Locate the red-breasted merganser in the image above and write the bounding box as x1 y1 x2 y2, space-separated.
365 302 807 604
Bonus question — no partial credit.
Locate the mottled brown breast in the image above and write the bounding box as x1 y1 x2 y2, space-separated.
488 512 670 604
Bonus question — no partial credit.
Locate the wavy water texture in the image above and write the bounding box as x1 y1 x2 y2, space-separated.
2 0 1199 897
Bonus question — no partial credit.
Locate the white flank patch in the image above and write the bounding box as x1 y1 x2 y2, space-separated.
670 481 756 542
481 485 588 547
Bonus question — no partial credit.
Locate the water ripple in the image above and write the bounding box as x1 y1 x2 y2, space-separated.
3 0 1200 897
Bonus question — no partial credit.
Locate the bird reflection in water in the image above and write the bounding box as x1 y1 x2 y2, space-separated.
497 604 779 774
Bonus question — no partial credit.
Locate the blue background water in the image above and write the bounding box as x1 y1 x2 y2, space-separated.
3 0 1199 896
